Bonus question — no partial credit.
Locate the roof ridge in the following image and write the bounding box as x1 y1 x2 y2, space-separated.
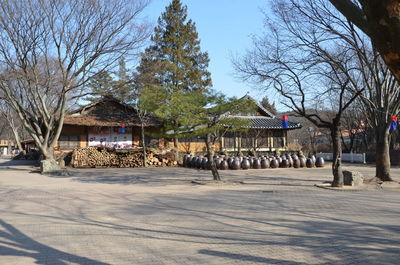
239 94 276 118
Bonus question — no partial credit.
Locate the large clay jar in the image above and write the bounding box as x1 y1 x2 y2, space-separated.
188 156 194 167
190 157 197 168
280 159 289 168
288 158 293 168
292 154 299 161
219 160 228 170
306 158 314 168
248 157 254 168
215 158 222 169
232 159 241 170
253 158 261 169
241 158 250 170
227 157 234 168
184 155 191 167
196 157 203 169
201 158 208 170
270 159 279 168
315 157 325 168
191 157 196 168
293 159 300 168
299 157 306 168
230 158 238 169
261 158 270 169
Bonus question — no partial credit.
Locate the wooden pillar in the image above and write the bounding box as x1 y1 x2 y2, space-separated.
284 131 288 148
269 131 274 149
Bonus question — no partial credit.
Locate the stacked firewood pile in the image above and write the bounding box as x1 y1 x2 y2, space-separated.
70 146 177 168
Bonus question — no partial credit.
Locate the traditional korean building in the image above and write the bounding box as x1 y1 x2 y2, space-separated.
57 95 301 154
175 95 302 154
58 96 162 151
218 95 302 153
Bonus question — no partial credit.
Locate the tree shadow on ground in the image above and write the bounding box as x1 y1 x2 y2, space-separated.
198 249 310 264
64 167 327 188
0 219 110 265
0 159 38 173
3 187 400 264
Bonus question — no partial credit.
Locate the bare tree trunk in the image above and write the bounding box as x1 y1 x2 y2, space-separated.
173 137 180 163
10 126 24 153
310 133 316 154
141 124 147 167
41 147 55 160
205 134 221 181
7 138 11 155
331 125 344 187
375 125 393 181
237 132 241 155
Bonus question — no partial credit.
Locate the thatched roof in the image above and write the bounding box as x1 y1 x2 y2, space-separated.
64 97 161 127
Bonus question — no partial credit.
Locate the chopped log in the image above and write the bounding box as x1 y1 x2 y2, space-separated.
70 147 176 168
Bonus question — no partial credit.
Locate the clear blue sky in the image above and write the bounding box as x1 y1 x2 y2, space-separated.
141 0 271 102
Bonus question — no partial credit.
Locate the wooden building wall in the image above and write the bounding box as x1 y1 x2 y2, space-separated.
57 125 87 151
166 140 221 153
57 125 164 151
221 130 288 152
57 126 288 154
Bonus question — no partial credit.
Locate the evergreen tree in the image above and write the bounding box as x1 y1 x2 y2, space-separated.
87 58 133 103
112 57 133 103
145 0 212 92
192 92 253 180
137 0 212 158
86 70 114 101
260 96 277 115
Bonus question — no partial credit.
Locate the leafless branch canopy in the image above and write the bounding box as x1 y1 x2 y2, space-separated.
0 0 149 158
234 0 369 129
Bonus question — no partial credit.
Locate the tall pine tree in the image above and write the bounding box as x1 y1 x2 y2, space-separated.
87 57 133 103
137 0 212 157
260 96 277 115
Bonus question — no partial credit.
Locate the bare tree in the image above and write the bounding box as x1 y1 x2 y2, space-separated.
234 0 367 187
329 0 400 82
237 0 400 183
0 0 149 171
0 100 24 153
356 54 400 181
340 104 365 153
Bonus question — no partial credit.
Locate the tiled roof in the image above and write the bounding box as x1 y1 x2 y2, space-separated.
231 116 302 130
240 94 275 118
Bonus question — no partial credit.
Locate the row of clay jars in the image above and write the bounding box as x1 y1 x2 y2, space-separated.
184 155 324 170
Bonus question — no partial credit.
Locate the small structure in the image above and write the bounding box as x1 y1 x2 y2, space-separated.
0 139 15 155
220 95 301 153
174 95 302 153
59 97 162 151
44 95 301 155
